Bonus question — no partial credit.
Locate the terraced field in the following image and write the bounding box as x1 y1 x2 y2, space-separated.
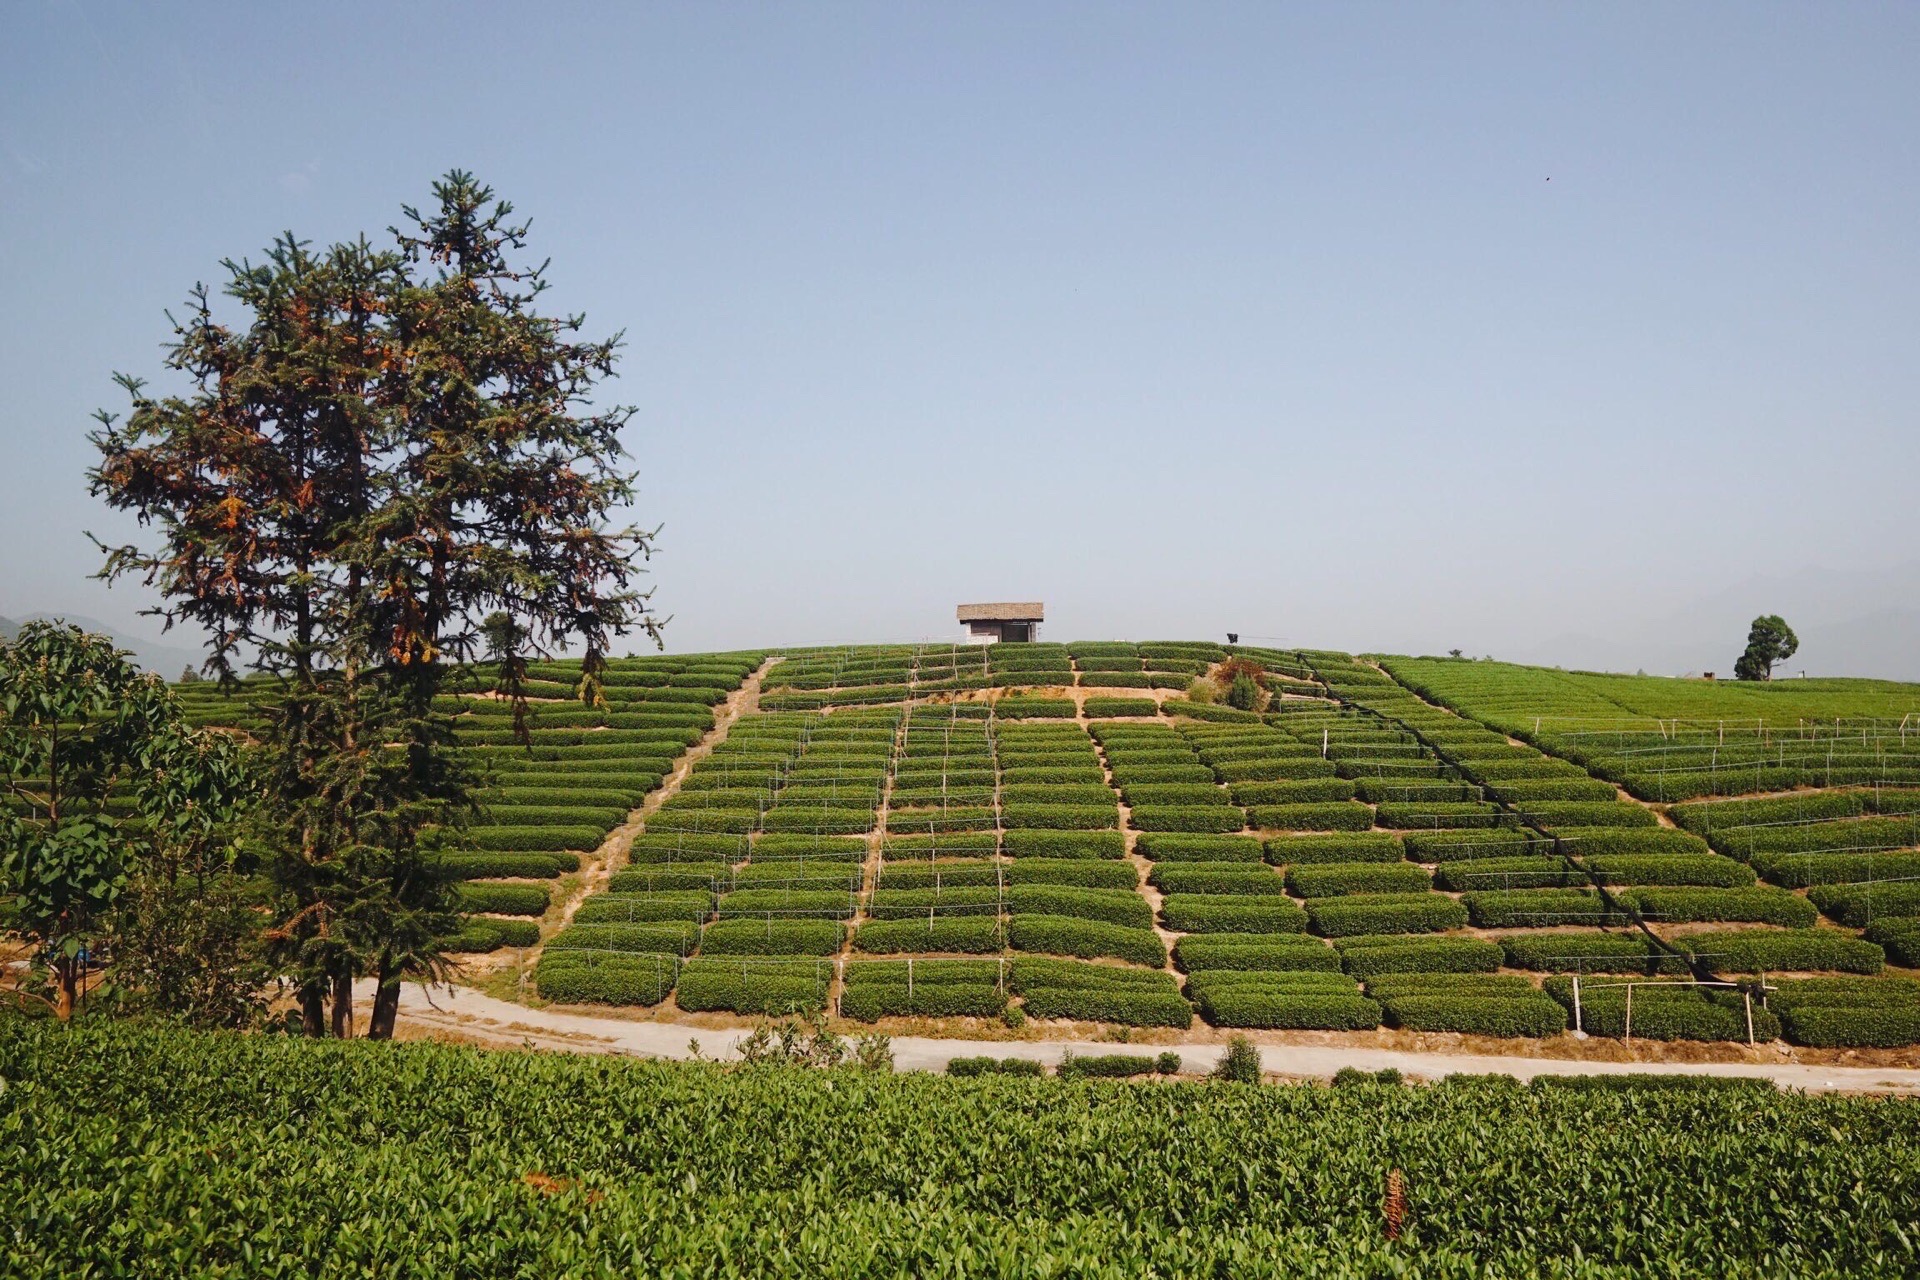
172 642 1920 1051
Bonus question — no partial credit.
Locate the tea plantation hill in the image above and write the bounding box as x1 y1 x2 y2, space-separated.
172 643 1920 1051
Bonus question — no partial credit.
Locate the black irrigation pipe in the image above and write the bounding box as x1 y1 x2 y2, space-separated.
1292 655 1721 989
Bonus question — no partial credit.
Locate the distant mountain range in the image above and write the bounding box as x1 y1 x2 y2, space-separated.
0 612 207 677
1504 561 1920 682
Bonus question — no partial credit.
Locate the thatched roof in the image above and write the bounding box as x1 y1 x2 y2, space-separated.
957 601 1044 623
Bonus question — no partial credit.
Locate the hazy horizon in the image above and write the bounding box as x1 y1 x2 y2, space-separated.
5 5 1916 678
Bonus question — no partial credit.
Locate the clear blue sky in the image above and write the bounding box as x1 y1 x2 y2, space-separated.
4 3 1917 675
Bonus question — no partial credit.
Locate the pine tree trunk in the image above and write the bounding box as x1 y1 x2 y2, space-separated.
367 954 400 1040
299 982 327 1037
330 965 355 1039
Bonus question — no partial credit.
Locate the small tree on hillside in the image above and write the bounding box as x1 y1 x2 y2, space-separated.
1215 657 1269 712
1734 615 1799 682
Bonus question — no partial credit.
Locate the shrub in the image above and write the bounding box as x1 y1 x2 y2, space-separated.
441 919 541 952
573 892 713 924
467 824 610 852
1193 987 1382 1030
1057 1053 1164 1080
839 983 1008 1021
1121 784 1232 807
1232 779 1360 806
1519 803 1659 830
731 861 862 891
882 832 998 859
1402 830 1544 862
1463 890 1626 929
995 698 1077 719
1351 779 1480 804
1486 779 1621 802
1165 700 1262 724
1002 859 1139 890
1001 830 1127 859
1020 987 1192 1028
435 852 569 880
1500 933 1686 975
1265 833 1406 865
1334 936 1503 978
1211 1035 1263 1083
479 803 629 829
1173 935 1342 973
1584 855 1755 888
717 889 857 920
1364 973 1539 999
627 832 748 862
851 917 1005 954
545 922 700 956
1083 697 1159 718
1541 979 1782 1042
1286 862 1432 898
1128 805 1247 834
1434 857 1582 892
1160 895 1310 934
1332 1067 1404 1087
1136 833 1265 862
1809 882 1920 928
698 918 846 956
1306 894 1467 937
1380 995 1568 1038
1712 815 1920 859
1756 852 1920 890
1002 803 1119 831
1211 757 1339 783
1864 917 1920 968
676 958 832 1015
1247 803 1374 832
533 952 679 1005
1148 864 1288 895
1373 803 1507 831
457 882 551 916
1677 929 1883 975
1623 887 1817 928
607 862 730 893
947 1056 1045 1077
648 809 761 836
1771 980 1920 1048
1551 828 1713 857
1109 764 1215 786
1003 784 1117 806
1008 914 1167 967
1005 885 1154 929
866 887 1001 920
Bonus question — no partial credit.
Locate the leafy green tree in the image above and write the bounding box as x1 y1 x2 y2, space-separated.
90 172 661 1039
0 622 249 1019
1734 615 1799 682
480 612 526 665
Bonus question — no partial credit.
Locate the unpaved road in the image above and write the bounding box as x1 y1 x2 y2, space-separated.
370 981 1920 1093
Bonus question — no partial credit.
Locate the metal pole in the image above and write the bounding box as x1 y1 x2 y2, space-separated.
1624 983 1633 1047
1572 971 1583 1035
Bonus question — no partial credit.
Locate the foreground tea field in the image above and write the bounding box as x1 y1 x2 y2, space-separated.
3 1019 1917 1278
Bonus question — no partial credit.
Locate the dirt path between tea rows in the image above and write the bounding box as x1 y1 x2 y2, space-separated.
369 980 1920 1094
